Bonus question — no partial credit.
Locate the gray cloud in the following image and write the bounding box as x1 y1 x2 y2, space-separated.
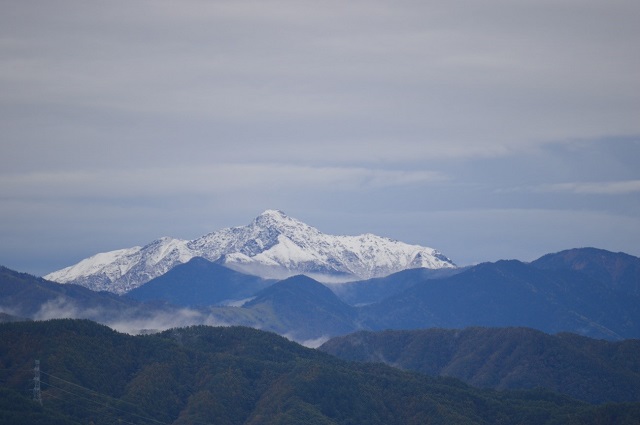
0 165 446 200
537 180 640 195
3 0 639 168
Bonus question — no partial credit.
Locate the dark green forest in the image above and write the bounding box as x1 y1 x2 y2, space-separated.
2 319 640 425
320 327 640 403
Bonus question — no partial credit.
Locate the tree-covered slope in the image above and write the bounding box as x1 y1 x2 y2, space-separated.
320 327 640 403
3 319 640 424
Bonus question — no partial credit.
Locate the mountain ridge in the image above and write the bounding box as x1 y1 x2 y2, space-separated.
126 257 273 307
45 210 455 294
319 327 640 404
358 254 640 340
243 275 359 343
5 246 640 342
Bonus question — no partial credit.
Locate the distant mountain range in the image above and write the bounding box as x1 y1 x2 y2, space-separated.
0 265 138 320
126 257 274 307
44 210 456 294
357 252 640 340
3 247 640 343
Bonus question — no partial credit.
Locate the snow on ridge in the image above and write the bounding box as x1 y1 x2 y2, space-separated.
44 246 142 284
45 210 456 293
141 237 191 266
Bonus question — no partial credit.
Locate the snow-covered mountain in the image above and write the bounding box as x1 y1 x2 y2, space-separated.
45 210 456 294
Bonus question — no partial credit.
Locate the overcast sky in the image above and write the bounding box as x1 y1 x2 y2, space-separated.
2 0 639 276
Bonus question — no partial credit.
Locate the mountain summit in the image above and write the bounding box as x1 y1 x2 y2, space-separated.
45 210 455 294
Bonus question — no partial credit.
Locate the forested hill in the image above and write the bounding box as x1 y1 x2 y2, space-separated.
320 327 640 404
2 319 640 425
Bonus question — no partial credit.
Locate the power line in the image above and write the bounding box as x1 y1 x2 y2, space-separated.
41 370 218 425
42 370 187 423
36 366 217 425
44 391 144 425
41 380 170 425
41 370 137 407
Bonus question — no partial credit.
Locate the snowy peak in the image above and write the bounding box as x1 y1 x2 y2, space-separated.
45 210 456 293
45 236 191 293
254 209 291 226
45 246 142 287
250 209 322 245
